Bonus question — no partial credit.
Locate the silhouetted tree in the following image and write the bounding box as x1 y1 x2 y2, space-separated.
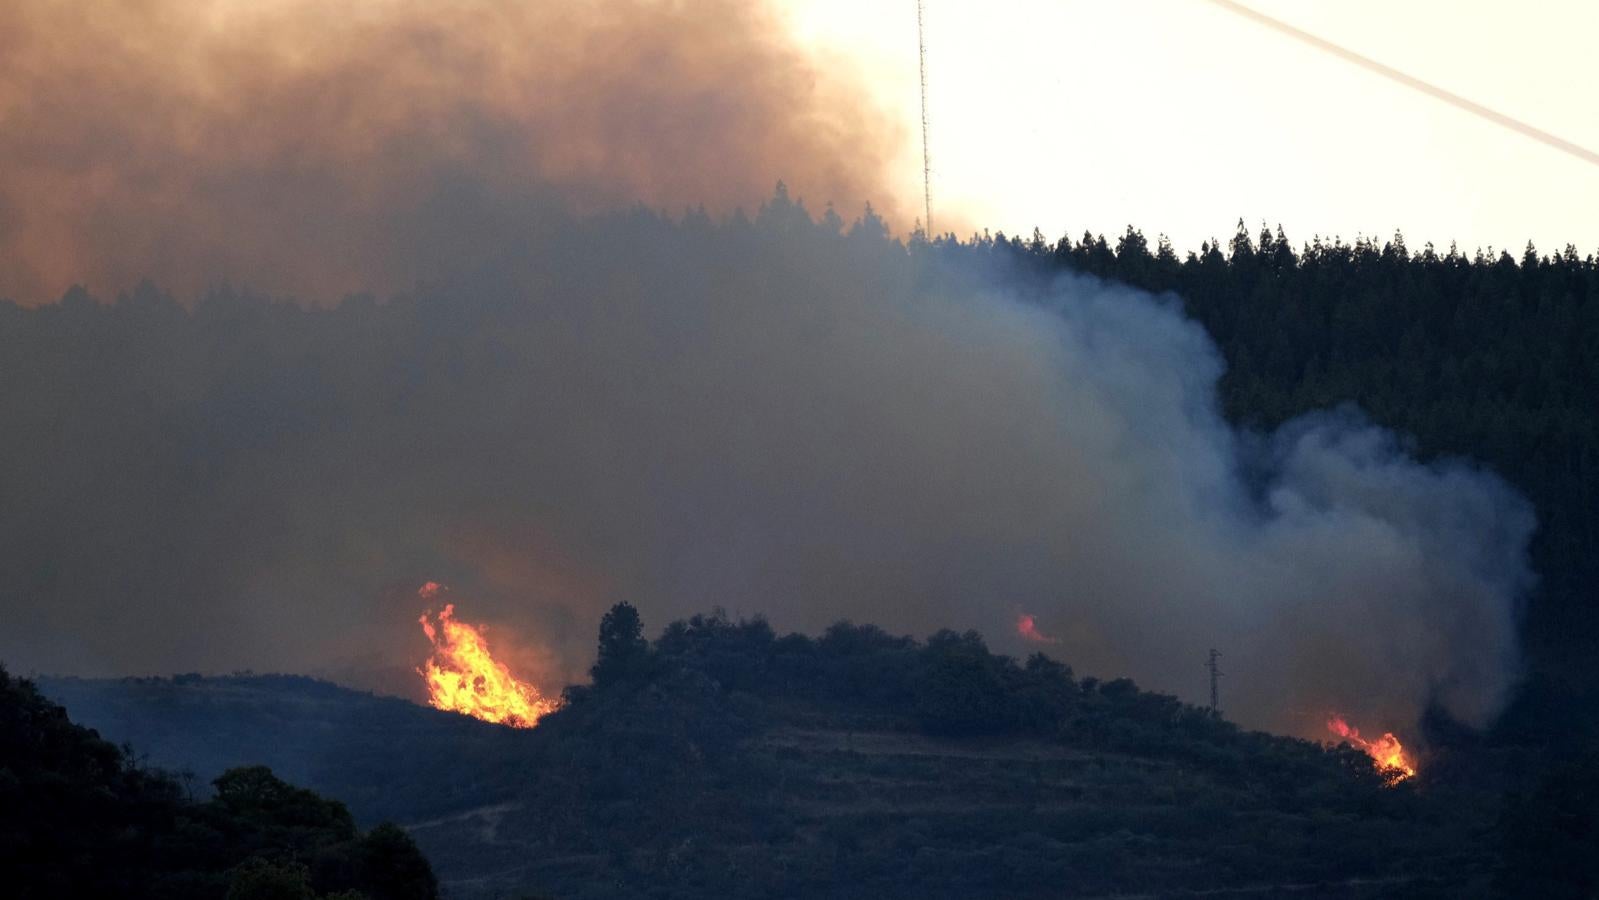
225 858 316 900
354 823 439 900
914 630 1010 736
592 602 650 688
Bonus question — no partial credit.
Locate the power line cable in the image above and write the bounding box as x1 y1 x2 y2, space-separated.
1199 0 1599 169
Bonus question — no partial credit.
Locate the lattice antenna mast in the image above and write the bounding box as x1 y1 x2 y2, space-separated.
1207 649 1224 713
916 0 933 237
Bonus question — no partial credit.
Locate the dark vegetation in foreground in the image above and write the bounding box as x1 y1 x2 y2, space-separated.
37 605 1599 899
1 666 438 900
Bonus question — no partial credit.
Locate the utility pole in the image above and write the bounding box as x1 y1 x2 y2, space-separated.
916 0 932 236
1206 649 1223 714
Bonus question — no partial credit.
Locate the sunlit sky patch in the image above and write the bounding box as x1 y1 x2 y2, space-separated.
780 0 1599 254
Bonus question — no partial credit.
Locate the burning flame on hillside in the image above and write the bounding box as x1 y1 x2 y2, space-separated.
1327 715 1416 782
416 583 555 728
1016 613 1059 644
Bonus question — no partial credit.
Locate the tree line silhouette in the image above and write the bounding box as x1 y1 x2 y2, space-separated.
929 218 1599 734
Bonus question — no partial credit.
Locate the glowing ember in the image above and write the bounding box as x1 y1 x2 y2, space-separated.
1016 613 1059 644
1327 716 1416 781
417 585 554 728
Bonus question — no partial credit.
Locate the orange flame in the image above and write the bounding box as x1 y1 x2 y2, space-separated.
416 584 554 728
1016 613 1059 644
1327 715 1416 781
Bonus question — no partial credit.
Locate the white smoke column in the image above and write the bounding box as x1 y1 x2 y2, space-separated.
1010 275 1533 732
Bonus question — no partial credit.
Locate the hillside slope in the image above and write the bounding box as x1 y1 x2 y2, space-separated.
2 667 438 899
42 672 535 825
41 607 1547 898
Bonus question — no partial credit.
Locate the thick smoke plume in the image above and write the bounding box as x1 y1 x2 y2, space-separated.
0 204 1531 736
0 0 902 303
0 1 1532 739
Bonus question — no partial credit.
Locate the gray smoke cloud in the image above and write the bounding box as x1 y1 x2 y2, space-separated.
0 202 1533 739
0 0 1533 741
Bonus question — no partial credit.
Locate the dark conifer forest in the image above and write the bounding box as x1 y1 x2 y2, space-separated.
6 206 1596 736
6 202 1599 897
957 220 1599 738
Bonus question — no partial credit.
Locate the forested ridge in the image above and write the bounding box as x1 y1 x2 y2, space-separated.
4 195 1597 741
937 220 1599 730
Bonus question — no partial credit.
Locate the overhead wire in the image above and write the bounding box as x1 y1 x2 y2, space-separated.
1198 0 1599 169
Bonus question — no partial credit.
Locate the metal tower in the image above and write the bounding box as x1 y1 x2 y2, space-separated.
1207 649 1224 713
916 0 932 235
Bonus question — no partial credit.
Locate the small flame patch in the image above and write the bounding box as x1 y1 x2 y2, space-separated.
417 584 554 728
1327 715 1416 782
1016 613 1059 644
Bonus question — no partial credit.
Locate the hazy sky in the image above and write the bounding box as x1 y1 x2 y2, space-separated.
781 0 1599 253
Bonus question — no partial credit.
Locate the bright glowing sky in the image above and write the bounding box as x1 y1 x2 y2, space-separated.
780 0 1599 254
